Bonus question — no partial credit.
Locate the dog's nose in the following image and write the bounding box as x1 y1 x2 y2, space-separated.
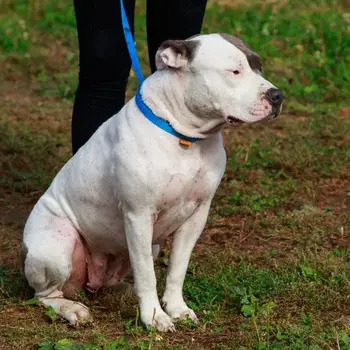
266 88 283 107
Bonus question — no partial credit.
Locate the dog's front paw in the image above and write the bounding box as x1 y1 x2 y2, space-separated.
152 309 176 332
163 298 198 323
140 304 175 332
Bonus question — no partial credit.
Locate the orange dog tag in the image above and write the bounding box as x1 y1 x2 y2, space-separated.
179 139 193 147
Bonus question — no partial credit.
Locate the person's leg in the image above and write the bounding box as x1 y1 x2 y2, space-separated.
146 0 207 73
72 0 135 154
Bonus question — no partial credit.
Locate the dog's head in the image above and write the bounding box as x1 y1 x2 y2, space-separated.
155 33 283 126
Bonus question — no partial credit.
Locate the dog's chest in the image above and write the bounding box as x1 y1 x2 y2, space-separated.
163 170 208 202
151 168 212 241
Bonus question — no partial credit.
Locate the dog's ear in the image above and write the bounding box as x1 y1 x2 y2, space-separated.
155 40 199 70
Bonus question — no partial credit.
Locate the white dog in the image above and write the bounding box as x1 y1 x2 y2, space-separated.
22 34 283 332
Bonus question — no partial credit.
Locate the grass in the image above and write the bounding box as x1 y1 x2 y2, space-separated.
0 0 350 348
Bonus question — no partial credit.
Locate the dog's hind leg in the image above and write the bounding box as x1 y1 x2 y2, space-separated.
22 212 92 326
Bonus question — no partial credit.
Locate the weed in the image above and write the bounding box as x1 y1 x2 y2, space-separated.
0 15 30 53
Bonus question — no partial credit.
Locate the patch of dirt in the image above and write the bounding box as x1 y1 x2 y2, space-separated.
44 40 72 73
0 207 29 226
316 177 350 213
0 82 72 135
198 214 291 264
198 174 350 264
0 223 22 266
337 107 350 119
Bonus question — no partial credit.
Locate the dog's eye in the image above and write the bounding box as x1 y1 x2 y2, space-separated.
232 70 240 75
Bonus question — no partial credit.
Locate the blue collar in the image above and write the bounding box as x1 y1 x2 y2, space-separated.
135 84 201 144
120 0 201 145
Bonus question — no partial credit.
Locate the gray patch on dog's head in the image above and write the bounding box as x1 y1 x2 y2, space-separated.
159 39 200 63
220 33 262 72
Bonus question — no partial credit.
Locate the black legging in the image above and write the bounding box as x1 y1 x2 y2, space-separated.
72 0 207 154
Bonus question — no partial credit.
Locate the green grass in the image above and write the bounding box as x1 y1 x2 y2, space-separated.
0 0 350 348
0 123 69 192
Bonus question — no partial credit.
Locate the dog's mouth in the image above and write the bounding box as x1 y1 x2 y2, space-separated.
227 102 282 125
227 116 243 125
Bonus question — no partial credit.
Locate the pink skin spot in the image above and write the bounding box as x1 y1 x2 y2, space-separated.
63 238 131 295
63 238 87 297
85 252 108 292
250 98 272 119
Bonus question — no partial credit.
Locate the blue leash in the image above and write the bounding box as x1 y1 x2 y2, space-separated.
120 0 145 83
120 0 200 145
